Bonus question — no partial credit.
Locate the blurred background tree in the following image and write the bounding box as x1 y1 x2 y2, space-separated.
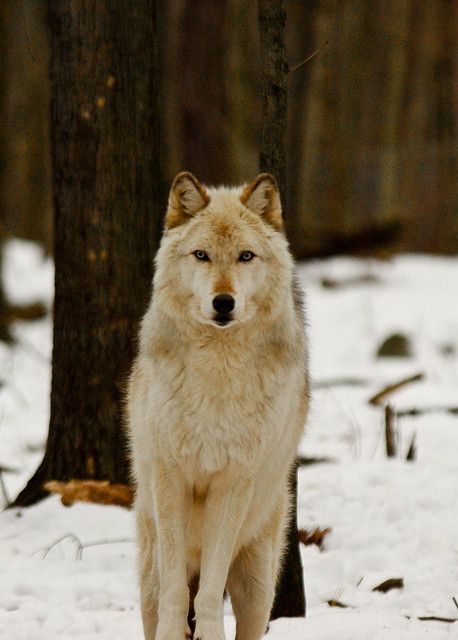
1 0 456 257
0 0 52 251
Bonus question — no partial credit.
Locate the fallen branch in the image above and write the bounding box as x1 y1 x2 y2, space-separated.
369 373 424 406
406 616 457 624
312 377 368 390
397 406 458 417
7 302 47 322
320 274 380 289
44 480 134 508
297 456 334 466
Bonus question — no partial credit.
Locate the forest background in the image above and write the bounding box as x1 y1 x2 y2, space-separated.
1 0 457 259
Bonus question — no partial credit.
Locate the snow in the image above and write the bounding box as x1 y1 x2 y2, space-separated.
1 240 457 639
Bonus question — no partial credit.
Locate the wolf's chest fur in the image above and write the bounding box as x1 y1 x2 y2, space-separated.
149 331 291 475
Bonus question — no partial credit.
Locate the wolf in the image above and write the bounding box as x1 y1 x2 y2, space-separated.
127 172 309 640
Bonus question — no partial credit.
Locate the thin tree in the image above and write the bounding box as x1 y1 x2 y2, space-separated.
13 1 165 506
257 0 306 619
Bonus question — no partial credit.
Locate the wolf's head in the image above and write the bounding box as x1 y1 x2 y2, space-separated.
153 172 294 330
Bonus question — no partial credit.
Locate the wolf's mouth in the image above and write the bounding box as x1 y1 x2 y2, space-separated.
213 314 233 326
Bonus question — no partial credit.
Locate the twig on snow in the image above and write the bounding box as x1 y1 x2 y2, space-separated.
298 527 331 550
41 533 84 560
405 433 416 461
320 273 380 289
312 377 368 390
385 405 397 458
373 578 404 592
397 406 458 417
297 455 334 466
406 616 457 624
369 373 424 406
79 537 134 553
327 599 351 608
39 533 134 560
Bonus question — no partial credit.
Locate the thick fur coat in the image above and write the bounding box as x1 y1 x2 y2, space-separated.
127 172 309 640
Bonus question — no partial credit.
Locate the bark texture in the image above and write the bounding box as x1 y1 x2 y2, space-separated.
258 0 306 620
286 0 319 253
258 0 288 204
13 0 164 506
178 0 233 185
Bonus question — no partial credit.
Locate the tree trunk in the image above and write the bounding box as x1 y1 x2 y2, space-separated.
0 4 13 343
257 0 306 620
178 0 233 185
286 0 319 255
258 0 288 203
13 0 165 507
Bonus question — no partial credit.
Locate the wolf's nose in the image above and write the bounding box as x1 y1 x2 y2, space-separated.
212 294 235 314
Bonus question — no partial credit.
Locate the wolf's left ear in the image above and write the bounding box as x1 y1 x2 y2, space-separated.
240 173 283 231
164 172 210 229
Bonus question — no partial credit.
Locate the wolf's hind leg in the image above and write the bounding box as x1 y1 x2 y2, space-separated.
226 496 288 640
136 507 159 640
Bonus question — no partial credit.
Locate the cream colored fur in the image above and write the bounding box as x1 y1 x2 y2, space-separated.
127 173 309 640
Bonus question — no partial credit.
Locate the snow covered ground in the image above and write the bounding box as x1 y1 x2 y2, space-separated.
0 240 457 639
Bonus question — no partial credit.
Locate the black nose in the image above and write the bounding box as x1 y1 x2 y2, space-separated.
212 294 235 314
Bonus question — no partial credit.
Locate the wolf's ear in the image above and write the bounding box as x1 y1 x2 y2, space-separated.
164 172 210 229
240 173 283 231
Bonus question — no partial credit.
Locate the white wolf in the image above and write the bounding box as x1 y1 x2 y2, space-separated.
127 172 309 640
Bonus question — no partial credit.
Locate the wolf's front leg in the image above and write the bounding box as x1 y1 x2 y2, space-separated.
152 460 190 640
194 475 253 640
226 495 288 640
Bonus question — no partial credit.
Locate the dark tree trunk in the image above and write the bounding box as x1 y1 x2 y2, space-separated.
257 0 306 620
178 0 233 185
12 1 165 507
286 0 319 256
0 4 13 344
258 0 288 203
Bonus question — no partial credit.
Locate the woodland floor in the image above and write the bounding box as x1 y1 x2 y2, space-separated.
0 240 457 639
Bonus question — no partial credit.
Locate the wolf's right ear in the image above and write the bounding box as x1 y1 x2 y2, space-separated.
164 172 210 229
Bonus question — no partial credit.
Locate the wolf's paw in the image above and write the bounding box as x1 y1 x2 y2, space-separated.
194 618 226 640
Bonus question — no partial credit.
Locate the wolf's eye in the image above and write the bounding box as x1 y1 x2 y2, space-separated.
239 251 255 262
194 250 209 261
